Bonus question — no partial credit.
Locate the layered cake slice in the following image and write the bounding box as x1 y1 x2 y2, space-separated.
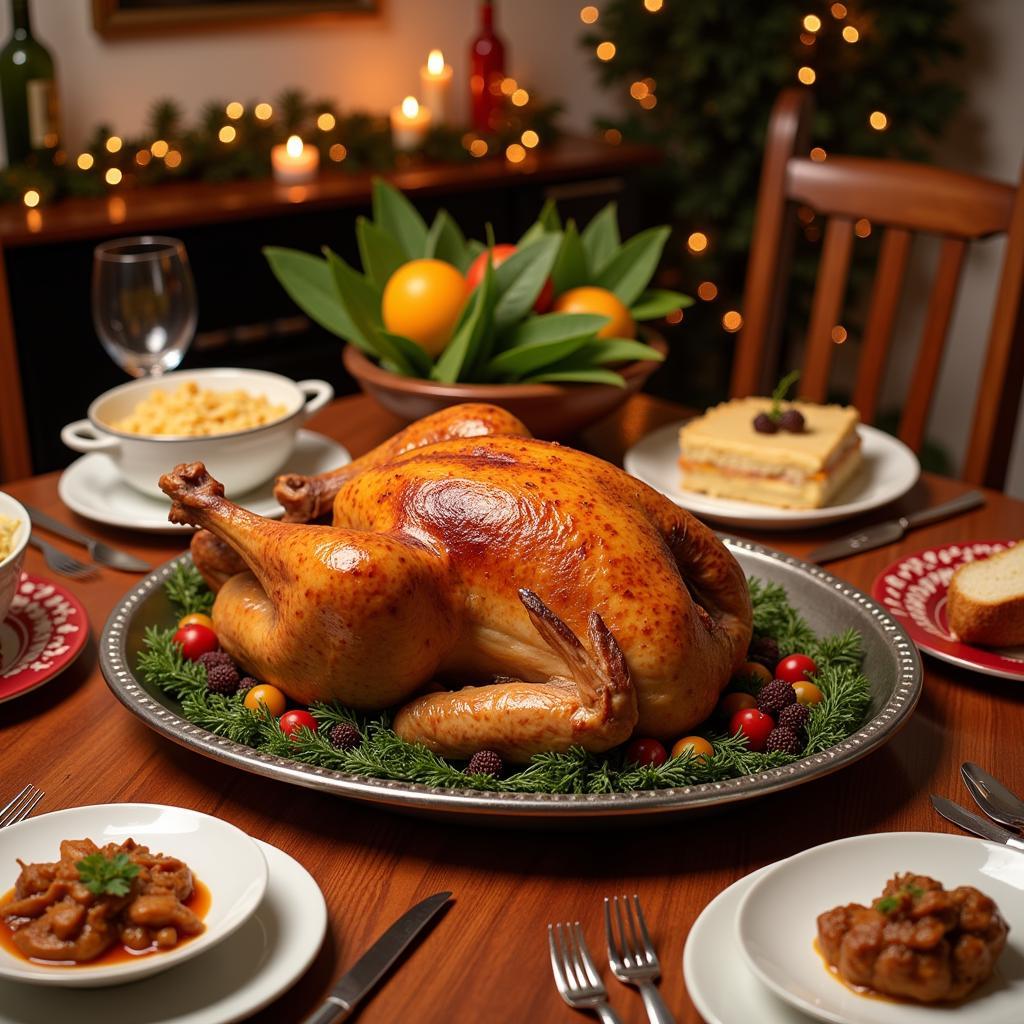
678 397 863 508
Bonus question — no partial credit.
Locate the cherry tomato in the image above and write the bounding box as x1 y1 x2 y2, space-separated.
729 708 775 752
736 661 772 687
625 738 668 767
718 691 757 719
172 623 219 661
792 680 824 706
279 709 318 740
243 683 287 717
177 612 214 630
671 736 714 760
775 653 818 683
464 244 554 313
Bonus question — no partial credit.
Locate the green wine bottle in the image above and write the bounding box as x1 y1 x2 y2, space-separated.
0 0 58 166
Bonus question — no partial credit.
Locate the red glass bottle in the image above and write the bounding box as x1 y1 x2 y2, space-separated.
469 1 506 133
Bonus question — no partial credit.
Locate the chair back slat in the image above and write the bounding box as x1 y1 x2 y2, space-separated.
853 227 913 423
800 216 854 402
897 238 967 452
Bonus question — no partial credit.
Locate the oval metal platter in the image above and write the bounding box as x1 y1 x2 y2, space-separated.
99 540 922 827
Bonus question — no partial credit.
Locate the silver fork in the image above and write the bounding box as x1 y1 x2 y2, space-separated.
28 535 98 581
605 895 675 1024
548 921 623 1024
0 785 44 828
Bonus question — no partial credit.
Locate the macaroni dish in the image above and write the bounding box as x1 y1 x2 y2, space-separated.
0 513 20 561
110 381 289 437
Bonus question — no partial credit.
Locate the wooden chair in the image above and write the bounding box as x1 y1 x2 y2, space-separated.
730 88 1024 489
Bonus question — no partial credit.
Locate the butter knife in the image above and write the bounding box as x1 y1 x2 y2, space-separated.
302 891 452 1024
808 491 985 564
930 795 1024 850
24 504 151 573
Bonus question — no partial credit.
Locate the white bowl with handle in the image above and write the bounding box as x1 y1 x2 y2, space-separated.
0 491 29 623
61 368 333 499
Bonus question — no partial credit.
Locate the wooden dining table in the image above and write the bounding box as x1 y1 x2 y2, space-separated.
2 392 1022 1024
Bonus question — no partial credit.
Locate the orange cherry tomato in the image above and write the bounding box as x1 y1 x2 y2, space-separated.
553 286 635 339
243 684 287 717
177 612 214 630
736 661 772 687
381 258 466 357
792 680 824 707
671 736 714 760
464 244 553 313
718 691 757 719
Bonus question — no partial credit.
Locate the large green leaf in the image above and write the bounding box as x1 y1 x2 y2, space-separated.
630 289 694 320
460 238 487 273
574 338 666 365
356 216 405 292
425 209 468 268
518 197 562 246
485 332 597 380
580 201 620 277
503 312 610 347
550 220 588 296
493 233 561 332
263 246 361 344
524 367 626 387
371 178 428 259
595 226 671 306
379 331 433 377
432 256 494 383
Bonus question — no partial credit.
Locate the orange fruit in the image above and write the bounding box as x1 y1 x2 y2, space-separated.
671 736 714 760
553 286 635 339
381 259 466 357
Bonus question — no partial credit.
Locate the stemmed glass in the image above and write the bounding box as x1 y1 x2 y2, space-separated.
92 236 198 377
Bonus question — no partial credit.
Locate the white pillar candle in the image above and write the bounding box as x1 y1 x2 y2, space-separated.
420 49 453 125
272 135 319 185
390 96 432 151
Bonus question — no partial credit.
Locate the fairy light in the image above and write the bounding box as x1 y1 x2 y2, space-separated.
639 94 657 110
500 77 517 96
470 138 488 157
596 41 616 61
254 102 273 120
135 149 151 166
842 25 859 42
218 125 236 143
105 135 122 153
722 310 743 332
800 32 817 45
165 150 182 168
831 325 848 344
225 101 244 120
329 143 348 161
687 231 708 253
803 14 821 31
798 66 816 85
831 2 847 16
810 146 827 161
22 189 39 208
855 218 871 237
797 205 815 224
105 167 122 185
580 5 598 23
317 112 336 131
511 88 529 107
630 81 650 100
151 139 169 158
644 0 663 10
869 110 888 130
76 152 94 170
506 143 526 163
697 281 718 301
665 308 684 324
521 129 539 148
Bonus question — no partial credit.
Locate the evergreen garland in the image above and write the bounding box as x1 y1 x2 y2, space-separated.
136 563 872 795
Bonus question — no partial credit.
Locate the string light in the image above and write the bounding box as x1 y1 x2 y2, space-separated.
225 101 244 120
329 143 348 161
596 41 616 61
218 125 237 143
105 167 122 185
842 25 859 42
803 14 821 32
604 128 622 145
135 149 151 166
665 308 684 324
697 281 718 301
76 152 94 170
105 135 122 153
644 0 664 10
854 218 871 237
521 129 539 148
810 146 827 161
687 231 708 253
500 77 517 96
511 88 529 106
579 5 598 23
831 325 848 344
165 150 182 168
797 66 816 85
869 110 888 130
317 112 336 131
470 138 489 157
151 139 169 158
800 32 817 45
639 94 657 109
254 102 273 120
506 143 526 163
722 310 743 332
630 81 650 100
831 2 847 17
22 189 39 208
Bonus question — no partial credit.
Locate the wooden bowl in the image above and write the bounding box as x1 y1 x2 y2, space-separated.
342 332 667 439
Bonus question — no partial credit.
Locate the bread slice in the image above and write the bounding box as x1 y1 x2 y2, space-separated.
947 543 1024 647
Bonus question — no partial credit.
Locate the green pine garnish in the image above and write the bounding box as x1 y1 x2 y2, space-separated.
166 561 214 618
770 370 801 421
76 852 141 897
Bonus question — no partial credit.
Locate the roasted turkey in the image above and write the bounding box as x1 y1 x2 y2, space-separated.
163 404 752 762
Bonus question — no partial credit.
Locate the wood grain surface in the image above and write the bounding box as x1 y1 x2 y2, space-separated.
2 394 1022 1024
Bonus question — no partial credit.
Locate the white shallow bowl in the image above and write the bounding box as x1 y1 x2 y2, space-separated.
736 832 1024 1024
0 803 268 988
0 492 29 622
61 367 333 499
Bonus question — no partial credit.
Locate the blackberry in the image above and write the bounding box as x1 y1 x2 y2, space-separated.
757 679 797 716
237 676 259 693
329 722 361 751
206 662 240 695
198 650 232 672
779 408 805 433
748 635 780 670
765 726 803 755
778 703 810 731
753 412 778 434
467 750 504 777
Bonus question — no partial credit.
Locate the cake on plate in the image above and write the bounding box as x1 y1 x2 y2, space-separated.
678 397 863 509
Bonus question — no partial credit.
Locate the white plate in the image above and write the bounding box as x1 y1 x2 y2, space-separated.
737 832 1024 1024
0 839 325 1023
58 429 350 533
684 863 810 1024
0 803 267 987
624 421 920 530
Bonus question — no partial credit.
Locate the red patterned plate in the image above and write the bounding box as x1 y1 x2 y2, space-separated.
871 540 1023 680
0 573 89 702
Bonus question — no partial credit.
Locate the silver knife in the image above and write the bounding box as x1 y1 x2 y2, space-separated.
808 491 986 564
302 891 452 1024
24 504 151 573
930 795 1024 850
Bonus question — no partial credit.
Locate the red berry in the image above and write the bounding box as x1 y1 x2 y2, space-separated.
172 623 219 661
625 738 668 768
329 722 361 751
279 709 318 740
729 708 775 752
753 412 778 434
775 653 818 684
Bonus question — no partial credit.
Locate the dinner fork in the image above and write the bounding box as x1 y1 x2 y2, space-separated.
548 921 623 1024
28 535 98 581
0 785 44 828
604 895 675 1024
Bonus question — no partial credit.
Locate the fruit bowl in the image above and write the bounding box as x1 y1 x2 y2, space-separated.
343 331 667 439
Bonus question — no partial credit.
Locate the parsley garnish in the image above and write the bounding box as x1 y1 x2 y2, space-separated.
874 884 924 915
769 370 801 422
76 852 141 897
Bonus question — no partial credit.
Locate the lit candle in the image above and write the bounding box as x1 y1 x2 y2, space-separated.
390 96 432 151
271 135 319 185
420 49 453 124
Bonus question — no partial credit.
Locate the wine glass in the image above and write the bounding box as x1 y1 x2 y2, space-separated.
92 236 198 377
